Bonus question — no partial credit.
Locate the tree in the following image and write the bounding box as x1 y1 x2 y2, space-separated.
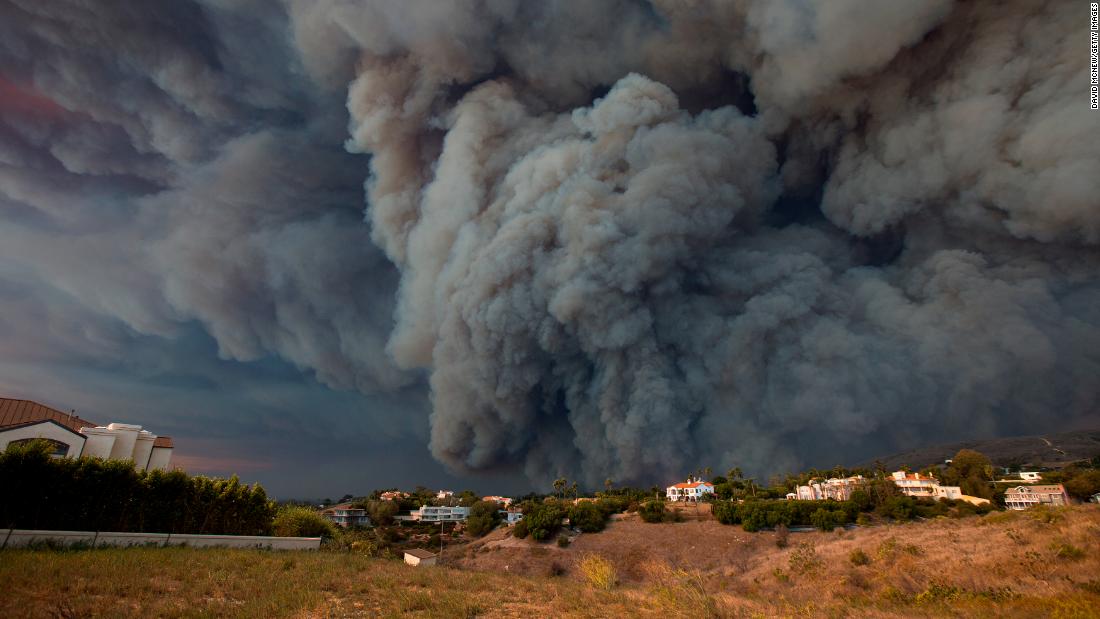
727 467 743 482
553 478 567 499
366 500 398 526
466 500 503 537
1065 470 1100 500
604 478 614 494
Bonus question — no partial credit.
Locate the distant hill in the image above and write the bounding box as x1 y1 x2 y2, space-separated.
859 429 1100 471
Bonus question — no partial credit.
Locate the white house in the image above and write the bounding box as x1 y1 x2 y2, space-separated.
666 478 715 502
321 504 371 527
890 471 940 497
1004 484 1070 510
0 397 172 471
411 506 470 522
793 476 865 501
1019 471 1042 482
889 471 989 505
482 495 513 507
403 548 438 566
502 510 524 525
436 490 454 500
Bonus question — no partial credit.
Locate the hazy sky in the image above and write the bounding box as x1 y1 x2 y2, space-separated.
1 1 1097 497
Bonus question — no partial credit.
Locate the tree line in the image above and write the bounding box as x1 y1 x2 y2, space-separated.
0 440 275 535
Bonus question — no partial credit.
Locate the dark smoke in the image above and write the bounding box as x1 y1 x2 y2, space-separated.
2 0 1097 488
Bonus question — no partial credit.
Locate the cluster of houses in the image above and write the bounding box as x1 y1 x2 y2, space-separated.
663 468 1083 512
320 495 524 528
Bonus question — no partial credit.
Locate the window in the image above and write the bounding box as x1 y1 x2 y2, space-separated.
11 438 70 457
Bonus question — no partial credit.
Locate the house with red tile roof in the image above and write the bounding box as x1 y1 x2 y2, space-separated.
666 477 715 502
0 397 173 471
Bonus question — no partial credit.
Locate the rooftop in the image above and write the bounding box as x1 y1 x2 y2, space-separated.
0 397 172 448
403 549 437 560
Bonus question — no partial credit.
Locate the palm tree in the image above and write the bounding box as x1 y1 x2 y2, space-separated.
604 478 614 495
703 467 712 481
553 477 567 499
727 467 743 482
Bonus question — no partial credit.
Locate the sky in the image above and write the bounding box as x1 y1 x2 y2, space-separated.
1 1 1098 498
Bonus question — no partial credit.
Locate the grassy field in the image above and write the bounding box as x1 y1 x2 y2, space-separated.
3 506 1099 618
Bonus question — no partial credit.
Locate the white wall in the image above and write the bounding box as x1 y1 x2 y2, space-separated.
0 423 85 458
80 428 116 459
0 529 321 550
132 432 156 471
106 423 140 461
147 446 172 471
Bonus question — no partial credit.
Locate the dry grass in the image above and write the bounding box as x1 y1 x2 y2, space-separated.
577 553 617 590
4 506 1100 618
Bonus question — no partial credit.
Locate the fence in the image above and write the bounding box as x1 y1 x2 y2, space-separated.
0 528 320 550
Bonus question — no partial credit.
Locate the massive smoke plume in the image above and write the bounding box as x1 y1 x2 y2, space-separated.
2 0 1098 488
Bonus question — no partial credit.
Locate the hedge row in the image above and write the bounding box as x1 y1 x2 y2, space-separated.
0 440 274 535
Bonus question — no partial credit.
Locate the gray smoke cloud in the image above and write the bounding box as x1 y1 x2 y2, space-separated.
2 0 1097 489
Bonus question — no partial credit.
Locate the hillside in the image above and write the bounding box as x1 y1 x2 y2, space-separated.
858 428 1100 471
5 506 1098 617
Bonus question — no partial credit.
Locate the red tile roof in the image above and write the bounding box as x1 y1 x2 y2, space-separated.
671 481 713 489
0 397 172 448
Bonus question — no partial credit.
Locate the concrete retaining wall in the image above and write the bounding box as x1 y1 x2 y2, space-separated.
0 529 320 550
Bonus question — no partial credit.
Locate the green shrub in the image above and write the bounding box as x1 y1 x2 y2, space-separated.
1051 541 1085 560
557 534 570 547
568 501 608 533
849 548 871 566
272 506 336 538
788 542 821 575
513 518 529 539
639 501 668 523
524 501 565 541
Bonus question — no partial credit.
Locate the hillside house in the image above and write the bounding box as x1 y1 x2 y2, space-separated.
502 510 523 525
1004 484 1070 510
436 490 454 500
379 491 408 501
890 471 940 497
403 549 438 566
889 470 989 505
482 495 513 507
792 476 865 501
0 397 173 471
666 478 715 502
411 506 470 522
321 504 371 528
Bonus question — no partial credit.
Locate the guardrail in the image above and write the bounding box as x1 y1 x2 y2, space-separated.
0 529 321 550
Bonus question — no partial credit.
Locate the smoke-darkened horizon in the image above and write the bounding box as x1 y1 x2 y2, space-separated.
1 0 1097 496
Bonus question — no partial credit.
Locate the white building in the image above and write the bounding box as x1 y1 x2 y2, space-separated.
0 398 172 471
482 495 513 507
890 471 989 505
1019 471 1042 482
404 549 438 566
792 476 865 501
666 478 715 502
411 506 470 522
890 471 940 497
436 490 454 500
502 510 524 525
1004 484 1070 510
321 505 371 528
